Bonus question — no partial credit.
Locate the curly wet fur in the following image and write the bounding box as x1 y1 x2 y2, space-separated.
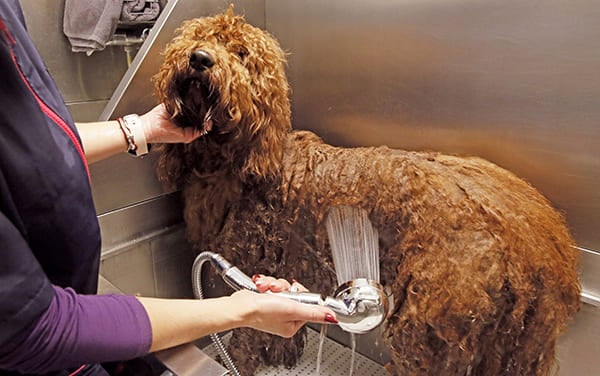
154 7 580 376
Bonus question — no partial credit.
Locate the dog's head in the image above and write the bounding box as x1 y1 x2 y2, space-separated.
154 6 291 187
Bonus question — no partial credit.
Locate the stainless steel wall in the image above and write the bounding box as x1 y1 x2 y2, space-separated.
20 0 130 122
267 0 599 253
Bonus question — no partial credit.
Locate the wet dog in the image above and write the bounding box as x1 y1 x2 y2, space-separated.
154 7 580 375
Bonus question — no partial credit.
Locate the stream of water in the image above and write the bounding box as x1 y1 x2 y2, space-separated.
315 325 327 375
325 206 380 284
316 206 380 375
315 326 358 376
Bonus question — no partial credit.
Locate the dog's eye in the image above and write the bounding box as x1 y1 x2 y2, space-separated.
235 46 249 61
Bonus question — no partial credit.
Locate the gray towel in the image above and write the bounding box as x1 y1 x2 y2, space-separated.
121 0 160 22
63 0 123 55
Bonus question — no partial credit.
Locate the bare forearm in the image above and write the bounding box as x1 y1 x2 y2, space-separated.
75 104 201 164
138 296 245 352
76 121 127 164
138 290 336 353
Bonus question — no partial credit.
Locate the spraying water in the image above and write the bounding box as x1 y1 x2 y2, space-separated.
315 324 327 375
320 206 381 376
349 333 357 376
325 206 380 284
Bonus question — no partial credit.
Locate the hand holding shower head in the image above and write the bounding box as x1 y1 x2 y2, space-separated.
273 279 388 334
191 251 389 334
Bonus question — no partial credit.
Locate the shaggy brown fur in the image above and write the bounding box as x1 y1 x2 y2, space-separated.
154 7 580 376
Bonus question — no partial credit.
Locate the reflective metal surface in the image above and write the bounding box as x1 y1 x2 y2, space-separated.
155 344 228 376
579 247 600 305
21 0 129 103
267 0 600 254
556 302 600 375
332 279 389 334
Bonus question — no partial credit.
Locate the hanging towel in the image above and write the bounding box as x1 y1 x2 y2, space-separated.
63 0 123 55
121 0 161 23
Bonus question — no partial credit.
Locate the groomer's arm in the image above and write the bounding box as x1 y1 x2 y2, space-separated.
76 104 201 164
137 290 337 352
76 120 125 163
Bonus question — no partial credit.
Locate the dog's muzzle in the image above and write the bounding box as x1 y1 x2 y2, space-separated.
190 50 215 71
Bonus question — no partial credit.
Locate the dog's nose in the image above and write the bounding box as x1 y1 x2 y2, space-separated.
190 50 215 71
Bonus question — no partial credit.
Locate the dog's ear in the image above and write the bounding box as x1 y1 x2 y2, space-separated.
241 118 287 181
236 32 292 182
239 87 292 181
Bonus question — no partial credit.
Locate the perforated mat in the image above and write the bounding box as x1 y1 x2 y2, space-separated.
203 328 387 375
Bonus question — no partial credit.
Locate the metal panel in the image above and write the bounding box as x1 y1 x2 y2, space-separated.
580 248 600 305
151 227 195 298
98 193 184 253
20 0 130 103
266 0 600 254
100 242 156 296
92 0 265 214
556 303 600 375
155 344 228 376
67 100 110 122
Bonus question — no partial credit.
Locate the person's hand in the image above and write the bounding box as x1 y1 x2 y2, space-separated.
140 104 202 144
252 274 307 293
227 275 337 338
230 289 338 338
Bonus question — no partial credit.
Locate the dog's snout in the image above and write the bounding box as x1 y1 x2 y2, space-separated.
190 50 215 71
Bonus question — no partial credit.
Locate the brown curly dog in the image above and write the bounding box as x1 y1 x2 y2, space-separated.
154 7 581 376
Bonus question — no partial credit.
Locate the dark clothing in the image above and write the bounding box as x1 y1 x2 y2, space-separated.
0 2 151 374
0 0 100 342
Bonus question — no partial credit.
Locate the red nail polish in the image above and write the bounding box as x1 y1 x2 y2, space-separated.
252 274 260 282
324 313 338 324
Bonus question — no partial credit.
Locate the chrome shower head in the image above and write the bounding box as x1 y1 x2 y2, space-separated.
331 279 389 334
262 278 389 334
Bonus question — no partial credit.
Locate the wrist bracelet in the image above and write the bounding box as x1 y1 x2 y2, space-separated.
117 114 149 157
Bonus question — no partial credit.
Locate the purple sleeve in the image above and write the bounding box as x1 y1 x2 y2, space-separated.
0 285 152 374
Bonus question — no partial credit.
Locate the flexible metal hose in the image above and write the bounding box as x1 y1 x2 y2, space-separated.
191 251 241 376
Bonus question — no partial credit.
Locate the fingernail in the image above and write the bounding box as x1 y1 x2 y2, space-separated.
324 313 338 324
252 274 260 283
